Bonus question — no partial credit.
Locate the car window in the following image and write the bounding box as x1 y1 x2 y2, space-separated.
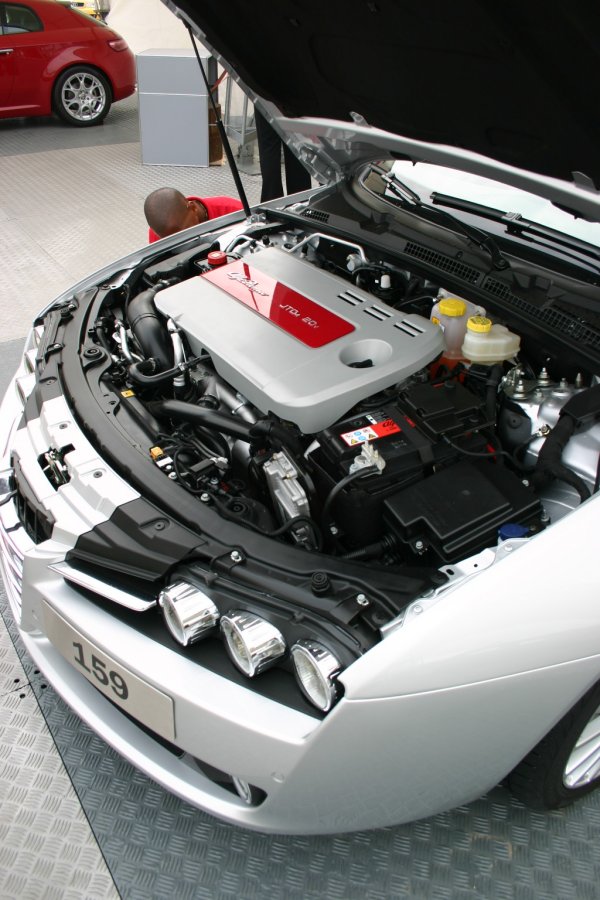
69 7 105 25
0 3 43 34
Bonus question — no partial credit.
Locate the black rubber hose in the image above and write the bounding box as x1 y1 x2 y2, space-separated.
342 534 397 560
147 399 257 442
148 401 306 468
486 364 504 424
554 464 591 502
533 410 590 502
127 359 186 386
321 465 379 529
126 288 173 370
94 319 113 357
248 418 303 457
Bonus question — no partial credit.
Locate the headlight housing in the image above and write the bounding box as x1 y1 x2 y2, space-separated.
159 581 219 646
291 640 341 711
220 611 286 676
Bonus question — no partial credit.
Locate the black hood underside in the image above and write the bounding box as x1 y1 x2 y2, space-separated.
173 0 600 187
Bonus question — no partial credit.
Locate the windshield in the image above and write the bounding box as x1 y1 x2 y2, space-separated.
371 160 600 250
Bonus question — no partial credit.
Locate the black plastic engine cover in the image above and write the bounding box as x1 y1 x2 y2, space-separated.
383 459 542 563
397 380 493 439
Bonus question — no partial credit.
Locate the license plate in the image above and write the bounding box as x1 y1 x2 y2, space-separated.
42 601 175 742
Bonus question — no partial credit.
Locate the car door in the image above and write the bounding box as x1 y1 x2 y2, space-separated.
0 3 50 116
0 4 18 108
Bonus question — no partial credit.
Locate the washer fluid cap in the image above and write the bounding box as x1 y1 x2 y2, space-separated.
498 523 530 541
467 315 492 333
438 298 466 317
207 250 228 267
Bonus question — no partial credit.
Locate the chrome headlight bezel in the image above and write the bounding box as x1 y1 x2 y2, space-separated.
220 610 286 676
291 639 342 711
159 581 219 646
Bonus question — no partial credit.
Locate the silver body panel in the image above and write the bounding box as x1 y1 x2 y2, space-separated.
4 492 600 834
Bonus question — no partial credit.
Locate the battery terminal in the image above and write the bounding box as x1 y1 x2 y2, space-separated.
349 442 386 474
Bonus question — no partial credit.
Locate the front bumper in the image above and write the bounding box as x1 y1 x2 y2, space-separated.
5 503 600 836
4 332 600 834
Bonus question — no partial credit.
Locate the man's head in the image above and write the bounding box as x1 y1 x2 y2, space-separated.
144 188 208 239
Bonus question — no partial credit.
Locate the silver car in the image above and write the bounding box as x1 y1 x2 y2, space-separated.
1 0 600 833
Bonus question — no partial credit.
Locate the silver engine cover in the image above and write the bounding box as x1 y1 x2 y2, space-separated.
155 247 443 433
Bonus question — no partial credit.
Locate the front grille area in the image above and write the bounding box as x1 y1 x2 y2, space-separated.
0 517 24 608
13 459 54 545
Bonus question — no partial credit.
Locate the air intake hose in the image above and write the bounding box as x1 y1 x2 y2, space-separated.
147 399 255 441
126 288 173 370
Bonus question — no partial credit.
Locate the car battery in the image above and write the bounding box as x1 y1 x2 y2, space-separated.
310 404 454 546
317 404 440 479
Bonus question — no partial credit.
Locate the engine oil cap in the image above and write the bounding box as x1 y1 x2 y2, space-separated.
207 250 228 267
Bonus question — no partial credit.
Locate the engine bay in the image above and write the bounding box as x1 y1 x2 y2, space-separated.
84 213 600 573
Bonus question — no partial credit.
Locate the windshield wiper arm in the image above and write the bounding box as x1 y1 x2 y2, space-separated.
370 165 510 271
431 192 600 275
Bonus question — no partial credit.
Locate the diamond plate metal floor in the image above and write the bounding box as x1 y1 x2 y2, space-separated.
1 93 600 900
0 93 262 340
0 601 120 900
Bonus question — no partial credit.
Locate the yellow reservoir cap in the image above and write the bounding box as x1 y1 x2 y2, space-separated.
438 298 467 317
467 315 492 333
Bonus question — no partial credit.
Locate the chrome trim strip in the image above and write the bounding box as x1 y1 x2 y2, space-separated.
49 562 156 612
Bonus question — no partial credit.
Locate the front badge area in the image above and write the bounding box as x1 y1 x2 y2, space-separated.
42 600 175 741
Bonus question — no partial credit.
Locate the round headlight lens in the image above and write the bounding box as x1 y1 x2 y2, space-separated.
220 611 286 676
291 640 341 711
159 581 219 646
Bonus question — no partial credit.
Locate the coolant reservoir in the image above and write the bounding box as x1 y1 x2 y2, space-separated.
430 297 485 358
461 316 521 363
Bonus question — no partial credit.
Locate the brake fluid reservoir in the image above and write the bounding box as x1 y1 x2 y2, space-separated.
462 316 521 363
430 297 485 358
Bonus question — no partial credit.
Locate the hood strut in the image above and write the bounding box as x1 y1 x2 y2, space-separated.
187 25 251 219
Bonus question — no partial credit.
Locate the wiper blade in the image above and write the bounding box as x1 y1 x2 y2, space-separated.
431 192 600 274
371 165 509 271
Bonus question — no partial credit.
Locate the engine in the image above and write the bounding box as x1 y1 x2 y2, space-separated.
154 246 443 432
100 222 600 570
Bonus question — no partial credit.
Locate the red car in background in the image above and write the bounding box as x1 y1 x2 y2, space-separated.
0 0 136 126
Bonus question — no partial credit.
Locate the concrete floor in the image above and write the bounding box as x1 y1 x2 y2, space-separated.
1 94 600 900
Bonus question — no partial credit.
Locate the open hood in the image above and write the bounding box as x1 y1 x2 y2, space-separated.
165 0 600 222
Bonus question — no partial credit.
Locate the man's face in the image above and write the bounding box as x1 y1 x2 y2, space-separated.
178 199 208 232
163 199 207 237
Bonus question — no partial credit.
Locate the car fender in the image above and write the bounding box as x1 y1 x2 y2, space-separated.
342 492 600 701
44 46 113 96
262 654 600 833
